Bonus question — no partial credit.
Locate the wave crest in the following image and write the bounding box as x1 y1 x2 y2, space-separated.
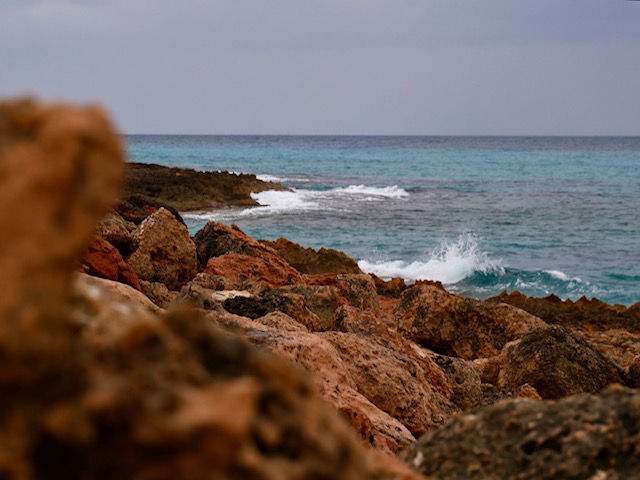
358 234 504 285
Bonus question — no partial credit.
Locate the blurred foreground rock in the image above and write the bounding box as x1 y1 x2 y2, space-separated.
0 98 422 480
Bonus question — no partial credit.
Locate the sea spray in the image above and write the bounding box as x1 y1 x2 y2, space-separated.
358 233 504 285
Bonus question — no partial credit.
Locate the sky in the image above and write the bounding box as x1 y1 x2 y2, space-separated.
1 0 639 135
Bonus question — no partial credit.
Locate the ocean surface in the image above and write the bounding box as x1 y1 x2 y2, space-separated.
125 135 640 307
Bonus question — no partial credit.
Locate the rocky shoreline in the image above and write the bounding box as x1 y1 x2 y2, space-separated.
3 98 640 479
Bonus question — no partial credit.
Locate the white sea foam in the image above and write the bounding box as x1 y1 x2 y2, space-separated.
358 234 504 285
543 269 581 282
331 185 409 198
256 174 286 183
248 189 319 214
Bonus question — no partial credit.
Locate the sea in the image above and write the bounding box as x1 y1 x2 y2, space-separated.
124 135 640 307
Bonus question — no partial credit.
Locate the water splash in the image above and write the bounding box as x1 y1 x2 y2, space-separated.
359 234 504 285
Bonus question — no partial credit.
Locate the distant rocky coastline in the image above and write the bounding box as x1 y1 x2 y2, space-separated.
3 98 640 479
123 161 289 211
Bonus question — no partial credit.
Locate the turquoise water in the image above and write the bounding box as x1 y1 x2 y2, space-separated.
125 135 640 306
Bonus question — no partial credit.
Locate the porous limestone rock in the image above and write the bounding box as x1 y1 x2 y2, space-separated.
498 325 629 399
395 284 546 359
126 207 197 290
400 386 640 480
81 234 141 290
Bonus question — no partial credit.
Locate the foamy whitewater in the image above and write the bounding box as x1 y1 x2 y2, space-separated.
126 135 640 306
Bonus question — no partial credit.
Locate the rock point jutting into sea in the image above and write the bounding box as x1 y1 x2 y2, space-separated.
1 97 640 479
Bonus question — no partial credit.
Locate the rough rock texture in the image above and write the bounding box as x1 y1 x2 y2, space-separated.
400 386 640 480
0 98 123 390
395 284 547 359
428 353 483 411
139 279 179 308
0 98 418 480
205 252 304 288
126 207 197 290
262 237 362 275
215 314 418 455
629 356 640 388
489 290 640 332
95 209 136 255
498 326 629 399
124 162 289 211
81 234 141 290
319 332 457 438
115 193 184 225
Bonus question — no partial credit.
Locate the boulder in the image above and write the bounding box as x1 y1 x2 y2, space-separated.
262 237 362 275
498 325 629 399
204 253 304 287
320 331 458 438
395 284 546 359
214 314 417 455
95 209 136 255
126 207 197 290
399 386 640 480
428 353 483 411
81 234 141 290
139 279 179 308
629 355 640 388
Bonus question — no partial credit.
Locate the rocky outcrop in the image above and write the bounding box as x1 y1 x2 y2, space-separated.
124 162 289 211
400 386 640 480
0 98 421 480
115 193 185 225
126 207 198 290
204 252 304 288
395 284 546 359
95 209 136 255
262 237 362 275
498 325 629 399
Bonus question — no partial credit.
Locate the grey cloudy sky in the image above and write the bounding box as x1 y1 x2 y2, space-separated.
1 0 639 135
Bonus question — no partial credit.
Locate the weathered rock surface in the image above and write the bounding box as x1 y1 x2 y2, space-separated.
263 237 362 275
320 332 457 438
489 290 640 332
498 325 629 399
95 209 136 255
126 207 198 290
0 98 419 480
400 386 640 480
395 284 547 359
124 162 289 211
81 234 141 290
205 252 304 288
115 193 184 225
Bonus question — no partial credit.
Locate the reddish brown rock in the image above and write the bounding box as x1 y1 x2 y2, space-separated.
428 353 482 411
371 274 408 298
204 252 304 288
126 207 197 290
306 273 380 312
400 386 640 480
262 237 362 275
395 284 547 359
81 234 141 290
498 325 629 399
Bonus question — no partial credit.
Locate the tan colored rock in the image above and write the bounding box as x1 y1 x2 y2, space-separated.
428 353 482 411
95 209 135 255
320 331 457 438
498 326 629 399
395 284 546 359
139 280 179 308
215 313 417 454
0 97 123 389
126 207 197 290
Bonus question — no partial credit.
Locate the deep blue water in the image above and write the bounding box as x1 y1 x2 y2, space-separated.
125 135 640 306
